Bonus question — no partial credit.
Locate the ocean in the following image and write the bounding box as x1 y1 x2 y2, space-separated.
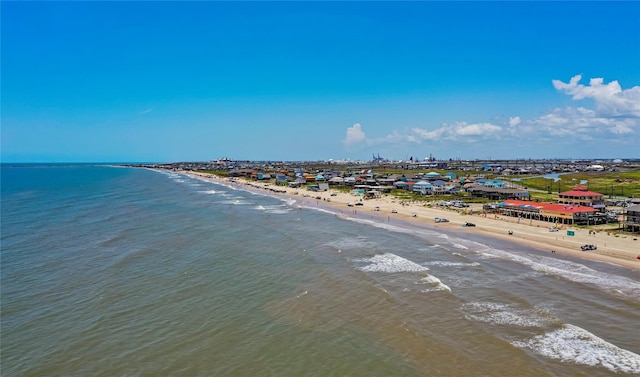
2 164 639 376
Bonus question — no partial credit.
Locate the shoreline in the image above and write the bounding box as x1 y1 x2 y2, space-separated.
181 171 640 272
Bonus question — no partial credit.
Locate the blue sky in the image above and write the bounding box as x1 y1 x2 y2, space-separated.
2 1 639 162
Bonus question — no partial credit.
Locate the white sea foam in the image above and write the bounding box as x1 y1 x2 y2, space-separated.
282 198 297 206
260 205 291 214
357 253 429 273
354 253 452 293
442 232 640 300
289 202 447 241
418 275 452 292
478 252 503 260
199 190 218 195
424 261 480 268
461 302 554 328
512 324 640 374
220 199 252 205
326 237 379 251
343 216 446 240
302 206 339 216
471 247 640 300
190 175 239 193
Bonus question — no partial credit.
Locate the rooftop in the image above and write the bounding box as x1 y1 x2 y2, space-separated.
559 190 604 197
503 200 596 213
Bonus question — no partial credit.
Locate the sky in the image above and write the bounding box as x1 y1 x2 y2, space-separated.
2 1 639 163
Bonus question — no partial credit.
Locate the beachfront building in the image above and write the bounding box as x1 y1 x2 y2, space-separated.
412 181 432 195
623 204 640 233
255 172 272 180
327 176 344 186
302 173 316 182
343 176 357 186
468 186 530 201
490 200 597 225
557 186 605 213
475 179 506 188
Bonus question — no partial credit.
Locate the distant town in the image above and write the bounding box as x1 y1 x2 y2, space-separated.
126 156 640 233
130 155 640 174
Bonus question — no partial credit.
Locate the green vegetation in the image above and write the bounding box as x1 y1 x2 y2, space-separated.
516 170 640 198
194 170 228 177
386 190 491 204
527 192 559 202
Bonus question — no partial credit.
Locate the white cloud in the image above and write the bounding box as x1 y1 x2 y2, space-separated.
343 123 366 145
552 75 640 118
411 127 447 141
339 74 638 158
455 122 502 136
380 130 417 143
612 121 634 135
527 106 637 140
138 109 152 115
411 121 502 141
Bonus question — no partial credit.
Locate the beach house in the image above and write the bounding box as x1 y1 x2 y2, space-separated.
467 185 530 200
412 181 432 195
623 204 640 233
557 186 606 213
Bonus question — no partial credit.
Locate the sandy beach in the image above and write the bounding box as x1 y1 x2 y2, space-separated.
185 171 640 271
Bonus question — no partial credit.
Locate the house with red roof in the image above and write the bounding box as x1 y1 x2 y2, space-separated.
558 186 606 213
496 200 597 225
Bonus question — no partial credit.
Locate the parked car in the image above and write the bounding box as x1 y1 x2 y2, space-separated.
391 209 398 214
549 227 559 232
355 202 364 206
581 244 597 251
462 222 476 227
434 217 449 223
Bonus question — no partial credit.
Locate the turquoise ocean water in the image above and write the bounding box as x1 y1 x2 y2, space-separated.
2 164 639 376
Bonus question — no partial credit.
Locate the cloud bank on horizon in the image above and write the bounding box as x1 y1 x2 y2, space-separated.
343 75 639 159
